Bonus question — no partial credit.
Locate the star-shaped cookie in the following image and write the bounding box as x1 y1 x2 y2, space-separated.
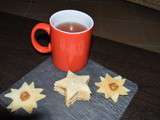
54 71 91 107
5 82 46 113
95 73 130 103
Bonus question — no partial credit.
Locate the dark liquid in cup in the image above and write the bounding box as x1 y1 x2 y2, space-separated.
56 22 87 33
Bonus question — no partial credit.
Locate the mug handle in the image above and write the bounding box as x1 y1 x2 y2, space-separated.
31 23 52 53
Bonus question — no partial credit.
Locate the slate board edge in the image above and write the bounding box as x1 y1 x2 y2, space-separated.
0 57 138 120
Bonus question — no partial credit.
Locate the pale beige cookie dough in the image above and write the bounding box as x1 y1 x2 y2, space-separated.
5 82 46 113
95 73 130 103
54 71 91 107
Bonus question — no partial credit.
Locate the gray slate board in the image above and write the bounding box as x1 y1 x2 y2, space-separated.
0 57 138 120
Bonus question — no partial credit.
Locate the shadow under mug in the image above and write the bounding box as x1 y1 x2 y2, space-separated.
31 10 94 72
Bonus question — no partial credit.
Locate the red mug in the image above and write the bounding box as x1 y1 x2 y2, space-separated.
31 10 94 72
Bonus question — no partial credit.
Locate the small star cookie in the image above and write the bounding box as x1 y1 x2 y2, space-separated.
5 82 46 113
54 71 91 107
95 73 130 103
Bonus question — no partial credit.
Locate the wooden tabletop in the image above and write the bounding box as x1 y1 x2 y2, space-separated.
0 12 160 120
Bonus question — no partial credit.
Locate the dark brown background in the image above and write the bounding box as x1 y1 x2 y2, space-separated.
0 0 160 120
0 0 160 53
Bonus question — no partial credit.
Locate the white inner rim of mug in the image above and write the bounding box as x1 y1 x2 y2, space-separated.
49 10 94 34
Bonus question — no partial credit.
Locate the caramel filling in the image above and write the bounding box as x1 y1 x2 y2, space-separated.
20 91 30 101
109 83 119 91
